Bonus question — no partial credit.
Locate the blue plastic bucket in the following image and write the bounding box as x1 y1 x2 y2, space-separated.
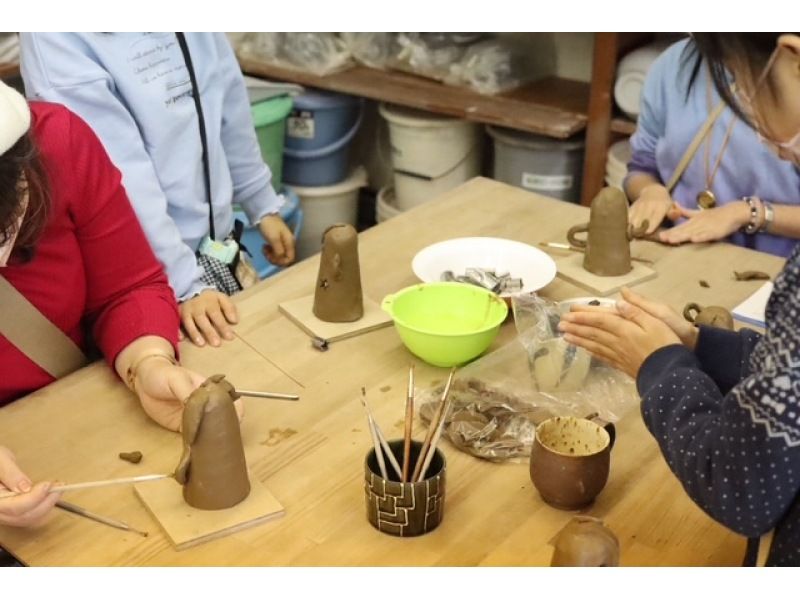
235 186 304 279
283 91 364 186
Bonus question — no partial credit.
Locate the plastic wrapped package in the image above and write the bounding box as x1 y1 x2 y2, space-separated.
391 33 470 82
417 294 638 462
341 33 397 70
280 33 353 76
232 33 283 62
446 40 529 95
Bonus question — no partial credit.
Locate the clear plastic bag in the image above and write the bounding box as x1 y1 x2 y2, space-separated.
341 33 397 70
445 40 528 96
390 33 470 82
417 294 637 462
512 294 637 423
280 33 353 76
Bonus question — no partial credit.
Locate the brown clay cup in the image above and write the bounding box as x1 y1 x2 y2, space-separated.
364 439 446 537
529 416 615 510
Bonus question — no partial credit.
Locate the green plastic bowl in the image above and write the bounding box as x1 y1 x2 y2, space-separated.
382 282 509 367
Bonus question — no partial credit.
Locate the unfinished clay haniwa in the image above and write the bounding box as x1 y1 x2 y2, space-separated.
550 516 620 566
313 224 364 323
683 302 734 330
174 374 250 510
567 187 632 277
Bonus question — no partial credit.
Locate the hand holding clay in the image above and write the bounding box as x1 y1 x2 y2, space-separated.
559 302 681 378
259 214 296 267
658 202 750 245
180 290 238 348
0 446 61 527
628 184 677 235
134 359 209 432
618 287 699 349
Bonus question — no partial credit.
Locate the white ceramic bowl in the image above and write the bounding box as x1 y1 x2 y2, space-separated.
412 237 557 297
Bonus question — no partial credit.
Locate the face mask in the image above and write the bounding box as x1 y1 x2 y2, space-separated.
737 47 800 165
0 182 28 268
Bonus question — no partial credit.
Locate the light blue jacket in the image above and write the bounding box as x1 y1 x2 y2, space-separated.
20 32 283 300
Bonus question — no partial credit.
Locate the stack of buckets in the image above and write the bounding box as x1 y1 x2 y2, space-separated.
486 126 585 203
282 90 366 260
239 92 303 280
376 104 482 223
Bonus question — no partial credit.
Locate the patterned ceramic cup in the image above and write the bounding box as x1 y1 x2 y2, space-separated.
364 439 446 537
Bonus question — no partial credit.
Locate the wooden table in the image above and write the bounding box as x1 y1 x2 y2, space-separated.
0 178 784 566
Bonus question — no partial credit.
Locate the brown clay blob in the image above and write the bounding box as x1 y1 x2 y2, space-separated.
174 374 251 510
313 224 364 323
683 302 734 330
734 270 771 281
118 451 143 464
550 516 620 566
566 187 632 277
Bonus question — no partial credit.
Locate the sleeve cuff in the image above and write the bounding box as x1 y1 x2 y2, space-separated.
637 343 700 397
693 325 746 393
238 184 286 226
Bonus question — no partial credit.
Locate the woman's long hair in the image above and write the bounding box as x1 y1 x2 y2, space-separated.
0 131 50 261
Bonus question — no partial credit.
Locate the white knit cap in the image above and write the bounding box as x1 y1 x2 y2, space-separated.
0 80 31 156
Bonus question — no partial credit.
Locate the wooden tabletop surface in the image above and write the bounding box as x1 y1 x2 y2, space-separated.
0 178 784 566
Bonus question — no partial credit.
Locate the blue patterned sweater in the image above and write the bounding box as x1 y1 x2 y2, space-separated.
638 246 800 566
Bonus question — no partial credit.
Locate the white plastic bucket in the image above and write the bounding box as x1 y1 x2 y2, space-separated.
289 166 368 260
379 103 481 211
376 186 403 223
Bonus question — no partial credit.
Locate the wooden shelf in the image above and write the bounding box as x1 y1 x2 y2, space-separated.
610 116 637 136
0 62 20 80
238 57 589 139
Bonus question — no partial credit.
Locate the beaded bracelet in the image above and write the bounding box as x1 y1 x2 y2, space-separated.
743 196 761 234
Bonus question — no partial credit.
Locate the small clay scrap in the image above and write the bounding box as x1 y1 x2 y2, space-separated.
174 374 250 510
118 451 143 464
566 187 633 277
313 224 364 323
550 516 620 566
734 270 771 281
441 268 523 294
683 302 734 330
418 378 552 461
699 280 710 288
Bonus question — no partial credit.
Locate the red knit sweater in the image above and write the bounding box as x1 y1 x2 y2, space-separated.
0 103 179 404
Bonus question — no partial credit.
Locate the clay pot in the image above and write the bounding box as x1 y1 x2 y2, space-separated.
566 187 632 277
683 302 734 330
364 439 445 537
550 516 620 566
529 416 614 510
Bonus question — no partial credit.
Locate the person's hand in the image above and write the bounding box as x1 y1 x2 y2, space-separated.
629 184 678 235
133 359 244 431
618 287 699 349
658 201 750 245
0 446 60 527
558 300 682 378
179 290 238 348
259 215 295 267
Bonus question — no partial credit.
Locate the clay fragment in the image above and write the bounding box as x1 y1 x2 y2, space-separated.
174 374 250 510
313 224 364 323
683 302 734 330
734 270 771 281
118 451 142 464
550 516 620 566
699 280 710 288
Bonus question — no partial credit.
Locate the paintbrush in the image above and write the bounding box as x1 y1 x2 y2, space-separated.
412 367 456 483
0 473 171 499
361 387 388 480
235 389 300 401
417 387 455 482
539 242 655 265
56 500 149 537
360 388 403 480
402 365 415 483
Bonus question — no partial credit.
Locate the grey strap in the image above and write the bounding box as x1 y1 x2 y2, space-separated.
0 275 88 378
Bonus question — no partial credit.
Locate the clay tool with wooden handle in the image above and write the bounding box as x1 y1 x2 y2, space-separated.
417 390 455 482
235 390 300 401
56 500 149 537
360 387 388 479
412 367 456 483
402 365 415 483
360 387 403 480
0 473 171 499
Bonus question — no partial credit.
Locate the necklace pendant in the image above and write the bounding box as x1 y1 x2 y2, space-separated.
696 189 716 209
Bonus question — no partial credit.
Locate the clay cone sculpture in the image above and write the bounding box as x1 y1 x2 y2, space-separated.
313 223 364 322
567 186 632 277
174 374 250 510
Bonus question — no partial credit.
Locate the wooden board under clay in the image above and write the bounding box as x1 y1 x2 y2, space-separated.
135 474 284 550
556 253 657 296
279 294 392 344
